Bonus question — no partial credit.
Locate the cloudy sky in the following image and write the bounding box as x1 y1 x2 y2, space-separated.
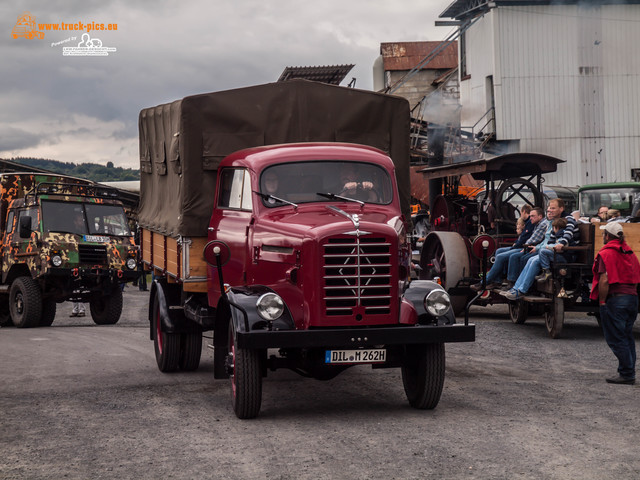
1 0 454 168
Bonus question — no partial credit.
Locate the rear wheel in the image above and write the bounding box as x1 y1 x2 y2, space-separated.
508 300 528 324
90 289 123 325
10 277 42 328
153 294 180 372
401 343 445 410
545 297 564 338
179 333 202 371
228 320 262 419
40 298 57 327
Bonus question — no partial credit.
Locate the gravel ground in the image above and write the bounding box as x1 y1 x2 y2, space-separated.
1 289 639 479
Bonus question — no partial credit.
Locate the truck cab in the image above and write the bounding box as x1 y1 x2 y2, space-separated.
0 175 138 327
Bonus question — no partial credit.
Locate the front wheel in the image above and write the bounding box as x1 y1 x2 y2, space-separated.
40 298 57 327
508 300 528 325
9 277 42 328
401 343 445 410
228 320 262 419
90 289 123 325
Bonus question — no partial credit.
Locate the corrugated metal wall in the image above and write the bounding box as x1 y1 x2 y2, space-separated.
461 4 640 187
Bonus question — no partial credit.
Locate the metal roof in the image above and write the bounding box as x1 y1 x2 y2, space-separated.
277 65 354 85
440 0 640 20
380 42 458 71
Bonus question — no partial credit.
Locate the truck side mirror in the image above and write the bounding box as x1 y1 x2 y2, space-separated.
19 216 32 238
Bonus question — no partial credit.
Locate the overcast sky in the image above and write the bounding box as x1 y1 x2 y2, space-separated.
1 0 454 168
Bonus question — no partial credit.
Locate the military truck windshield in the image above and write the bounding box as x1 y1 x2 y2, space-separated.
260 161 392 207
42 201 131 236
579 187 640 217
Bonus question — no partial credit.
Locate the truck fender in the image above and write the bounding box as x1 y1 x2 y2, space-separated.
148 279 186 339
402 280 456 325
226 286 295 335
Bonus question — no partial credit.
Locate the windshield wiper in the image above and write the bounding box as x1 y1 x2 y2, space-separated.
316 192 365 206
253 191 298 209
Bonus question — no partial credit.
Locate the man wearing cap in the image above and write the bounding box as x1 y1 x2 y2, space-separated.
590 222 640 385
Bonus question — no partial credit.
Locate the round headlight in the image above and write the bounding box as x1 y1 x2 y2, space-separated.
256 293 284 321
126 257 137 270
424 289 451 317
51 255 63 267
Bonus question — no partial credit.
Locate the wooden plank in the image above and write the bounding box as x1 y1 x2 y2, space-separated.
166 236 179 277
141 228 152 264
593 222 640 263
152 232 166 270
188 237 208 279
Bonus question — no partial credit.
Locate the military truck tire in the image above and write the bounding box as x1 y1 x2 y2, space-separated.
402 343 445 410
179 333 202 371
152 294 180 372
90 289 123 325
9 277 42 328
228 320 262 419
0 300 12 327
40 298 57 327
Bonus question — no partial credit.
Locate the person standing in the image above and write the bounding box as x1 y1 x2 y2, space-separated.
590 222 640 385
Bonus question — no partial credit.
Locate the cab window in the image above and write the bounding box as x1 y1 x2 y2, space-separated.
5 211 14 234
218 168 253 211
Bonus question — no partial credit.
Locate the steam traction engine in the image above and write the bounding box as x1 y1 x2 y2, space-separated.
417 153 563 315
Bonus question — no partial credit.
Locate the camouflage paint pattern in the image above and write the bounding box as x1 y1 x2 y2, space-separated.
0 174 137 297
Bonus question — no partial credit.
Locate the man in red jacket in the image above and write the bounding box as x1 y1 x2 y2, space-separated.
591 222 640 385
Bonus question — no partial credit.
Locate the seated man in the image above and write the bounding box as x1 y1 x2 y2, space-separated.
502 207 550 289
337 163 377 202
470 205 536 291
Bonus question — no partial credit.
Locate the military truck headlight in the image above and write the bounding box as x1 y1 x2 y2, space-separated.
51 255 63 267
424 289 451 317
126 258 137 270
256 293 284 321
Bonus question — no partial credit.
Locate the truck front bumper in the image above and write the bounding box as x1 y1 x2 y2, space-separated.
236 323 475 350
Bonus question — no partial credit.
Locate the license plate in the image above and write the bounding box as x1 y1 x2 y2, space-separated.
325 348 386 364
84 235 110 243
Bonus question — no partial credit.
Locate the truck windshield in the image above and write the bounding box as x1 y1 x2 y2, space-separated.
260 161 392 207
41 201 131 236
580 187 640 217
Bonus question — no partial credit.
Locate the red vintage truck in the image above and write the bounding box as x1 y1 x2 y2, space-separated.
139 80 475 418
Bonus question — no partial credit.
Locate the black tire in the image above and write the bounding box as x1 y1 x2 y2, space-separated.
545 297 564 338
401 343 446 410
179 333 203 371
0 299 12 327
9 277 42 328
40 298 57 327
508 300 528 324
90 289 123 325
153 293 180 372
228 320 262 419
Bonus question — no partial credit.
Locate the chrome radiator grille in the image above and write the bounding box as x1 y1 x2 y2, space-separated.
322 237 392 316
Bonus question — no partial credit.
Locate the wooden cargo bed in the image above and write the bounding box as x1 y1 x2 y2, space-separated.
141 228 208 292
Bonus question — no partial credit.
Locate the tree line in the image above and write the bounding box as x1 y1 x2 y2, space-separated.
8 157 139 182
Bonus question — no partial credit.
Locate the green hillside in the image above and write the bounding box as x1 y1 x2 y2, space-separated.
8 157 139 182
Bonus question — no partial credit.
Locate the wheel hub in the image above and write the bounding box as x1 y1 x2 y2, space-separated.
15 293 24 315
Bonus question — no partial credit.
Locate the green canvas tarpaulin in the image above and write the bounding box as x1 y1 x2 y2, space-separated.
138 79 410 237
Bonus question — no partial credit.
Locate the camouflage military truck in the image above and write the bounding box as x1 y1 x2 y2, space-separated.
0 173 139 328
